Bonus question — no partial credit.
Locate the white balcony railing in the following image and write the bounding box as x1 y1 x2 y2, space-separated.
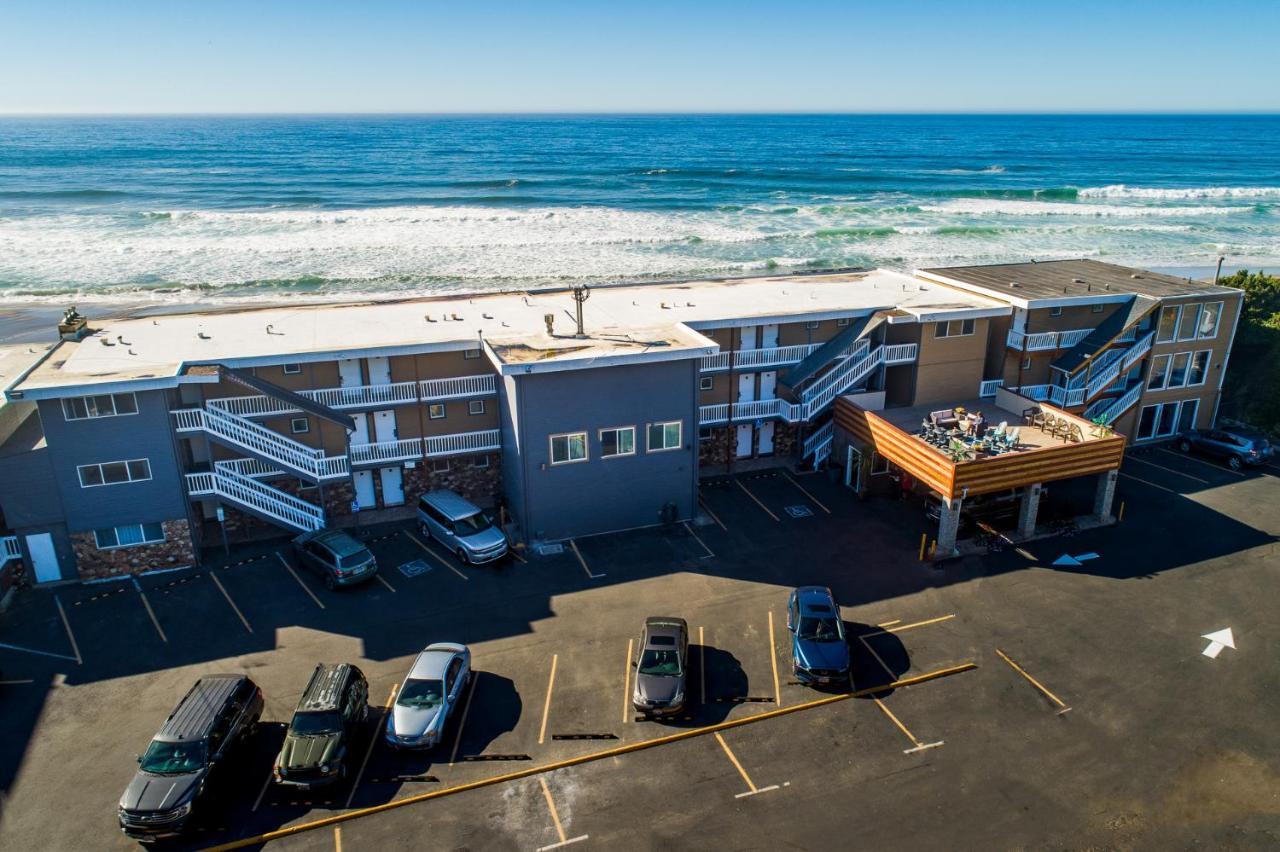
349 438 424 466
206 374 498 419
213 458 282 479
174 407 349 482
185 468 325 532
1049 384 1088 408
0 535 20 568
1012 384 1052 401
425 429 502 458
979 379 1004 398
699 339 872 373
1007 327 1095 352
419 374 497 401
883 343 918 365
802 420 835 459
308 381 420 410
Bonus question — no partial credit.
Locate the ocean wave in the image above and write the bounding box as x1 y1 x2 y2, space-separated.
920 199 1258 218
0 188 130 200
1078 185 1280 200
918 165 1006 175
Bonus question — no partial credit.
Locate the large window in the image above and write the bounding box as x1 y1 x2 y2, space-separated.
1149 350 1210 391
61 393 138 421
94 522 165 549
1198 301 1223 339
1156 306 1180 343
1188 350 1210 386
1177 399 1200 433
1147 355 1170 390
599 426 636 458
1168 353 1190 388
1177 304 1202 341
647 420 683 452
77 458 151 488
934 318 975 339
1136 400 1198 442
550 432 588 465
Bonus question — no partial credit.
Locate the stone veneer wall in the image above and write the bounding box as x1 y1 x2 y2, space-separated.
697 422 800 472
70 518 195 580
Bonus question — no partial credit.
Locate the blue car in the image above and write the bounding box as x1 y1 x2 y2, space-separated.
786 586 850 686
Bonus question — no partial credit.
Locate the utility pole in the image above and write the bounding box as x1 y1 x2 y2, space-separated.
571 285 590 338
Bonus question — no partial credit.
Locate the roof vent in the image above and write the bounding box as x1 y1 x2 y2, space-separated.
1072 278 1086 284
1130 273 1143 279
58 306 89 341
1009 281 1020 288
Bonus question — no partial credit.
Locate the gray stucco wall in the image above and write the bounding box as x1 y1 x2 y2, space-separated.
496 374 527 532
513 359 699 542
37 390 187 533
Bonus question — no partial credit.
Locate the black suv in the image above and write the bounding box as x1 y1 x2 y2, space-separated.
292 529 378 589
274 663 369 786
118 674 263 842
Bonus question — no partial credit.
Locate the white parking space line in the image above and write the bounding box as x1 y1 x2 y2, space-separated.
346 683 398 809
781 472 831 514
0 642 78 663
403 530 469 580
682 521 715 559
132 577 168 643
569 539 606 579
734 478 780 522
697 496 728 531
53 595 82 665
1155 447 1245 476
251 768 274 812
0 679 34 685
275 552 327 609
209 571 253 633
1125 454 1208 483
375 574 397 593
536 778 590 851
448 674 478 766
1118 471 1178 494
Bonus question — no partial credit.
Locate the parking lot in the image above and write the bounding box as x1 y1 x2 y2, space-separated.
2 449 1280 850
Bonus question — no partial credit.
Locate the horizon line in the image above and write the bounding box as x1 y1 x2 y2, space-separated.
2 109 1280 118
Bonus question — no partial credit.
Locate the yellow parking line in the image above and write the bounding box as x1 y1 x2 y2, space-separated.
333 826 342 852
767 610 782 706
861 614 955 638
275 552 326 609
209 572 253 633
539 654 558 745
781 471 831 514
133 578 168 643
697 496 728 531
346 683 398 809
995 648 1070 713
713 733 756 793
872 696 920 747
734 478 779 522
209 664 976 850
54 596 82 666
539 777 568 845
403 530 469 580
698 626 706 705
568 538 605 579
375 574 397 593
876 619 901 628
448 674 479 765
622 639 633 725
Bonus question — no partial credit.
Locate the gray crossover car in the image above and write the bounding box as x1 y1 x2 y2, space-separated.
385 642 471 749
418 490 508 564
787 586 850 686
292 529 378 589
632 617 689 717
1178 426 1274 471
119 674 263 841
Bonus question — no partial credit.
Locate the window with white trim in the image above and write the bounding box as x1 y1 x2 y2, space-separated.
600 426 636 458
933 319 975 338
62 392 139 421
471 455 490 469
1188 350 1210 386
290 417 310 434
1147 354 1170 390
836 317 851 327
1049 306 1063 317
1168 352 1190 388
1156 306 1180 343
1022 356 1032 370
699 376 714 391
805 321 820 330
78 458 151 488
1198 301 1223 339
468 400 485 416
1136 401 1192 441
464 349 481 360
431 458 450 473
1091 303 1105 313
647 420 682 452
94 522 165 549
699 426 714 442
428 403 446 419
282 363 302 375
550 432 588 465
1177 303 1202 341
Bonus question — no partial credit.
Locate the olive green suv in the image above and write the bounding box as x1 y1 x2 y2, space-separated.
274 663 368 786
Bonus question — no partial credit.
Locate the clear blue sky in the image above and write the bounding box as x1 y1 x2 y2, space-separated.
3 0 1277 113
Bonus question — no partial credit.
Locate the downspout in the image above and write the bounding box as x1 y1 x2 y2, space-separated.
1211 293 1243 428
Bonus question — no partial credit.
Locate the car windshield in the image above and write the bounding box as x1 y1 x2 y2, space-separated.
397 678 444 709
338 550 372 569
139 739 207 775
797 616 843 642
290 711 342 736
453 512 493 535
638 648 682 677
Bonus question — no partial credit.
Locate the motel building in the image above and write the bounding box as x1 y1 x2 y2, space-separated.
0 260 1242 583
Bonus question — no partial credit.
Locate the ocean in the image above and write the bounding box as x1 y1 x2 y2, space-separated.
0 114 1278 303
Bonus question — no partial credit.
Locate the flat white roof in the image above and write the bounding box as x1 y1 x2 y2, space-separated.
11 269 1007 398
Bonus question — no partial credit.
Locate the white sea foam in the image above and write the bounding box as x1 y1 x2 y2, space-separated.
919 199 1255 218
1077 185 1280 200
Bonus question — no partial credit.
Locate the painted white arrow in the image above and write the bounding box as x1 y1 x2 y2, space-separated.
1052 552 1100 567
1201 628 1236 659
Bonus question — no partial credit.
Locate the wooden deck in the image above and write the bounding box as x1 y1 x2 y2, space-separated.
834 393 1125 500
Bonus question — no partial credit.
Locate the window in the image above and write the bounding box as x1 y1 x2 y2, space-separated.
550 432 588 465
471 455 490 469
93 522 165 549
1049 306 1063 317
647 420 682 452
428 403 446 420
934 318 975 338
430 458 450 473
699 426 714 442
1177 399 1200 433
464 349 481 360
1146 355 1170 390
1137 405 1158 441
699 376 714 391
805 321 820 330
1198 301 1223 339
282 363 302 375
836 317 851 327
468 400 485 416
1168 353 1190 388
1021 356 1032 370
1188 350 1210 386
1177 304 1202 341
1156 306 1180 343
1091 303 1105 313
78 458 151 487
600 426 636 458
61 392 138 421
1136 401 1194 442
290 417 310 434
1156 403 1178 437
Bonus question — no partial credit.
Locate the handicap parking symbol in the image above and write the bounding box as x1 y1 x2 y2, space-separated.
397 559 433 579
784 505 814 519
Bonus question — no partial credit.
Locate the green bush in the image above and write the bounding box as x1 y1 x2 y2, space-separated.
1219 270 1280 436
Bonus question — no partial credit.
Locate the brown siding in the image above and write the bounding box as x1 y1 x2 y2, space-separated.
913 318 989 405
777 320 841 347
698 373 732 405
254 361 339 391
1026 303 1115 332
390 350 493 383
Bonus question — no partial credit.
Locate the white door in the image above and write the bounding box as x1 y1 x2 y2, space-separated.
735 424 754 458
737 373 756 403
25 533 60 583
367 357 392 386
353 470 376 510
373 410 397 443
338 358 363 387
350 412 371 445
761 323 779 349
758 421 775 455
379 466 405 507
739 326 758 351
759 370 777 400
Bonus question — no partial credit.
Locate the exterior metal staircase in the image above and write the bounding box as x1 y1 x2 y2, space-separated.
173 406 350 482
185 467 324 532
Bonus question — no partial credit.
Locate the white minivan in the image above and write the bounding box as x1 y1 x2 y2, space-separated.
417 489 509 564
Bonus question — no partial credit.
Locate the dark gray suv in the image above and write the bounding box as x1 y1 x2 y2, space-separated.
1178 426 1274 471
118 675 263 842
292 529 378 589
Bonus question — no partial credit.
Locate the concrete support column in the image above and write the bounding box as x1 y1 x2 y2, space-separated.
1093 469 1118 522
1017 483 1042 539
936 496 963 558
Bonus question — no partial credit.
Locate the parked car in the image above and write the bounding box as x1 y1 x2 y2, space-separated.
292 529 378 589
385 643 471 749
118 674 263 842
1178 426 1274 471
632 617 689 717
787 586 850 686
417 490 508 565
274 663 368 787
